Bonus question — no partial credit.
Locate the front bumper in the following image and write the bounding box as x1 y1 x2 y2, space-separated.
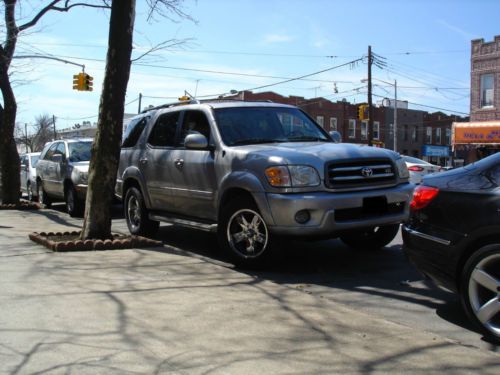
264 183 414 237
75 184 88 200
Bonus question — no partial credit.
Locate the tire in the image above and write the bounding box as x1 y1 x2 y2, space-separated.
27 182 34 202
218 197 277 268
460 244 500 344
37 181 52 208
124 187 159 237
65 185 84 217
340 224 400 250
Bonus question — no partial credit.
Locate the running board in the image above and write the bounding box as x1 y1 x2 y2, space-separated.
149 213 218 233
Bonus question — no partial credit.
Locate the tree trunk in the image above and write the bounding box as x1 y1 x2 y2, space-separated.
0 62 20 205
80 0 136 240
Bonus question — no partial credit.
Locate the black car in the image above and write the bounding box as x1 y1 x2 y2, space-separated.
403 152 500 343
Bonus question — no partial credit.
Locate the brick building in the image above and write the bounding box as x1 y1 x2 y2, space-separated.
452 35 500 164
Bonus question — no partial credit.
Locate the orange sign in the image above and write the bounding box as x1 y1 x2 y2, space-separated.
453 125 500 144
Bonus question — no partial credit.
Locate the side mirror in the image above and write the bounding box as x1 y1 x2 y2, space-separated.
329 130 342 143
185 133 208 150
51 154 63 163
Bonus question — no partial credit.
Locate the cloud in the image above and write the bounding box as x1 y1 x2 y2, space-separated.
436 19 476 41
263 33 293 44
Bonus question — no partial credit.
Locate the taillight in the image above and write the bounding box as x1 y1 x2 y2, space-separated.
408 165 424 172
410 185 439 211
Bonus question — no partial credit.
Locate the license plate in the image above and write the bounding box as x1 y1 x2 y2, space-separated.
363 196 388 215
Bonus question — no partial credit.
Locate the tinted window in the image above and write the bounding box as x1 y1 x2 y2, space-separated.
68 142 92 162
122 115 150 148
179 110 211 146
148 112 180 147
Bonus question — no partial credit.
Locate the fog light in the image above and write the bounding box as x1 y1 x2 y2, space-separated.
295 210 311 224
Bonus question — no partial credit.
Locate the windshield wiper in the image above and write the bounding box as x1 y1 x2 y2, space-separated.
231 138 283 146
288 136 330 142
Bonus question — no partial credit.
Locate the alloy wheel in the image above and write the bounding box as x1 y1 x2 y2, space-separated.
467 253 500 338
226 208 268 258
127 194 141 231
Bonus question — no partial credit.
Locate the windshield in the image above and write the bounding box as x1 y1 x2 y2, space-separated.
30 155 39 166
68 141 92 162
213 107 330 146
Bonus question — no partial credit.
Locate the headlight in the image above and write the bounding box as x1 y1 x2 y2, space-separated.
75 170 88 184
395 158 409 179
265 165 320 187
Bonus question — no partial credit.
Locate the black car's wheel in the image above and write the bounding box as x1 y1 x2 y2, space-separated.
124 187 159 237
65 185 84 217
218 197 277 268
340 224 400 250
460 244 500 343
37 181 52 208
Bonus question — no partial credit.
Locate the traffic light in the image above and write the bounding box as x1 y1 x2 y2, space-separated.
83 73 93 91
178 95 190 101
357 104 368 120
72 73 84 91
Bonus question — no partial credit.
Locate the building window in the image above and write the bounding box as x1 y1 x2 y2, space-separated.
426 127 432 144
316 116 324 127
373 121 380 140
436 128 441 144
445 128 451 145
361 120 368 140
329 117 337 131
412 126 418 141
348 119 356 139
404 124 408 141
480 73 494 108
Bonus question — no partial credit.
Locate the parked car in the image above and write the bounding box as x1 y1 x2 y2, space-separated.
403 152 500 343
116 99 414 267
19 152 41 201
36 138 92 217
402 155 441 184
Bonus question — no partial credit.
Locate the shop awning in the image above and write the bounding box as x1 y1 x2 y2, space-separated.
452 121 500 145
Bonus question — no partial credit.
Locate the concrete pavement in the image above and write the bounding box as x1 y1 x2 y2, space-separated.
0 208 498 374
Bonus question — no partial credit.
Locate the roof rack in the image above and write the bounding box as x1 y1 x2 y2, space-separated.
141 98 201 113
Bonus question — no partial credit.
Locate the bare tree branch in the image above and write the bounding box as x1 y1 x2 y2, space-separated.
131 37 192 62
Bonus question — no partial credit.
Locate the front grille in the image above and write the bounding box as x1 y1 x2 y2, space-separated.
325 158 396 190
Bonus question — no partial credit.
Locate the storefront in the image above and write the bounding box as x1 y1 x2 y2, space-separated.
421 145 450 166
452 121 500 165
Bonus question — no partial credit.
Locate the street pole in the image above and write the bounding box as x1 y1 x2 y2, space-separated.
394 80 398 152
52 115 56 140
25 123 28 152
367 46 373 146
138 93 142 114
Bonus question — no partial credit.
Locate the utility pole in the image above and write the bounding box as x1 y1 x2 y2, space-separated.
138 93 142 114
52 115 56 140
393 80 398 152
25 123 28 153
367 45 373 146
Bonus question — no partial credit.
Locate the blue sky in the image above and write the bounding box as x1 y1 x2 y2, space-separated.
9 0 500 130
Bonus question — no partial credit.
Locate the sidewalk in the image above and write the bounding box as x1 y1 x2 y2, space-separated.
0 208 498 374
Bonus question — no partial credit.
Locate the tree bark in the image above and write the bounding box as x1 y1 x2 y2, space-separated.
80 0 136 240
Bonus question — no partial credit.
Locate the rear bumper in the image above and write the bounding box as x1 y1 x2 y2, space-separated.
263 183 414 237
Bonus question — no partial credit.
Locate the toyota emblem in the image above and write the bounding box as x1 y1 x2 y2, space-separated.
361 167 373 178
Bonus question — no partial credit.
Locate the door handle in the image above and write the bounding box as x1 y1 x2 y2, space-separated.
139 157 148 164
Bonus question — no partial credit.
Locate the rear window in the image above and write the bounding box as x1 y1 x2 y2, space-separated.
68 142 92 162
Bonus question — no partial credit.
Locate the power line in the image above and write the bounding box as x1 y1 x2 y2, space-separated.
370 92 469 115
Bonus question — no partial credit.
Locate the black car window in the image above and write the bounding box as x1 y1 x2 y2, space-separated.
55 142 66 158
68 142 92 162
148 111 180 147
44 143 58 160
122 115 150 148
178 110 211 147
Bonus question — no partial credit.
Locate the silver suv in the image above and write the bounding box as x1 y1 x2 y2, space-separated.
36 138 92 217
116 100 413 267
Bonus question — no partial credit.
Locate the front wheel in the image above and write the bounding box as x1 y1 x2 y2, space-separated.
340 224 400 250
37 181 52 208
65 185 84 217
27 182 34 202
124 187 159 237
460 244 500 344
218 198 277 268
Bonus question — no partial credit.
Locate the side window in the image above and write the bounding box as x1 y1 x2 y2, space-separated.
179 110 211 146
148 111 180 147
122 116 150 148
44 143 58 160
55 142 66 158
20 155 26 166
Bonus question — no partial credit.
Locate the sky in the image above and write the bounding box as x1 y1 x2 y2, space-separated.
7 0 500 131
